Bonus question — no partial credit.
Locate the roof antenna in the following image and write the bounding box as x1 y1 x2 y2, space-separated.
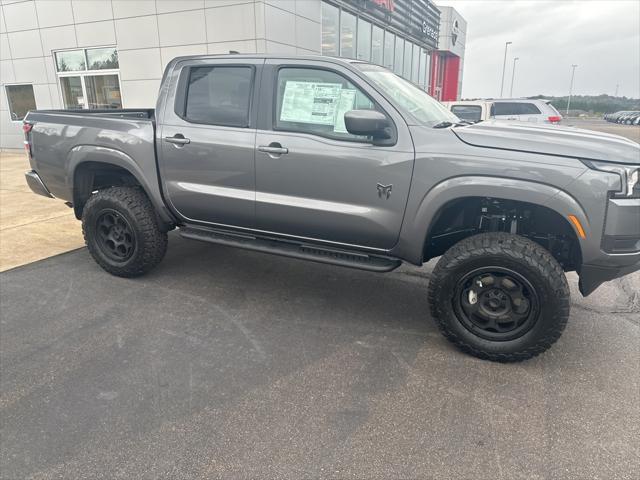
229 50 240 54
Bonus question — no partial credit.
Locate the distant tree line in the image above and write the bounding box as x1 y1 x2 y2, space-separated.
527 94 640 114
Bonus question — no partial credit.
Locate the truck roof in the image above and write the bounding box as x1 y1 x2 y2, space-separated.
167 53 363 66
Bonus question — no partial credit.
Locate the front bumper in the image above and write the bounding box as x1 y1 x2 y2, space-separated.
579 197 640 296
579 260 640 296
25 170 54 198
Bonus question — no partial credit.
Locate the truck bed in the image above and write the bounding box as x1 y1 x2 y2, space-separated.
24 108 159 207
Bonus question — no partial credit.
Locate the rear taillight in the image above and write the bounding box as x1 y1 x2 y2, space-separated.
548 116 562 124
23 122 33 157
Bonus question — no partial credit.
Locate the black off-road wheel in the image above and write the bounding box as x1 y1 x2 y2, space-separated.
82 186 167 277
428 232 570 362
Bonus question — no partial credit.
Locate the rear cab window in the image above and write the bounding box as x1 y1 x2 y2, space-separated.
274 67 384 141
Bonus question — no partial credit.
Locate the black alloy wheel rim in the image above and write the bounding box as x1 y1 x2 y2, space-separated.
453 266 540 341
95 209 136 262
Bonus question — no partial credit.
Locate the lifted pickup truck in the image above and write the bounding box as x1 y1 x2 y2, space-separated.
24 55 640 362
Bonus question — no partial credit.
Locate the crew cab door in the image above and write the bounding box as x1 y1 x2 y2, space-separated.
157 58 261 227
254 60 414 250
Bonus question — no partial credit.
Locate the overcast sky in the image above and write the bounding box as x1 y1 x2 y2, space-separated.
435 0 640 99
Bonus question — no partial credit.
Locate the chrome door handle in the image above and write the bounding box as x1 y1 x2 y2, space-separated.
164 135 190 145
257 145 288 155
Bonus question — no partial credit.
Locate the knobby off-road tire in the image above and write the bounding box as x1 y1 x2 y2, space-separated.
428 232 570 362
82 186 167 277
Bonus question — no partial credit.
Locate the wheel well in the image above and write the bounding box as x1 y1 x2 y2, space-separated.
73 162 141 219
424 197 582 271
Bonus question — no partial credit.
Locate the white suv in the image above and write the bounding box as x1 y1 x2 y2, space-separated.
444 99 563 124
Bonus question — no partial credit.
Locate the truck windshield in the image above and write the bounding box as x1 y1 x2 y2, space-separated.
355 64 459 127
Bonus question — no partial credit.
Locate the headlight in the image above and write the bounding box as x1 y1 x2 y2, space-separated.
582 160 640 198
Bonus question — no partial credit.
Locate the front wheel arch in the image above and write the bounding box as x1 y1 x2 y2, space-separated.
423 196 583 272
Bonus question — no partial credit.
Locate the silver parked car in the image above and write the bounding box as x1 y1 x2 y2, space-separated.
444 99 563 124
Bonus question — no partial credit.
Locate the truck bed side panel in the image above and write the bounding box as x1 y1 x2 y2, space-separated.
26 110 170 223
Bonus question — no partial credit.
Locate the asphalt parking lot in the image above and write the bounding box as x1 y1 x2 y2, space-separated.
566 117 640 143
1 119 639 479
1 235 639 479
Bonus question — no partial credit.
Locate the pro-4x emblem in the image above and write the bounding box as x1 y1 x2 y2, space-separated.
377 183 392 199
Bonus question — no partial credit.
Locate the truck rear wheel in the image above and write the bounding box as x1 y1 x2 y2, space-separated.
82 187 167 277
428 232 570 362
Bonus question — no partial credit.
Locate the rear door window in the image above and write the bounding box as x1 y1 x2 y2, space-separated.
519 103 542 114
184 66 254 127
451 105 482 122
493 102 520 116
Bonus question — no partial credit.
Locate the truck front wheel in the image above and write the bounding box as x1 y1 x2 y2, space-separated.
428 232 570 362
82 186 167 277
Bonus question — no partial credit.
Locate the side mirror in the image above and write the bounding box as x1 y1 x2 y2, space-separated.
344 110 391 140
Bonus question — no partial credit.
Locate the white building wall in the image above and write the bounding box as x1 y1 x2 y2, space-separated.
0 0 322 149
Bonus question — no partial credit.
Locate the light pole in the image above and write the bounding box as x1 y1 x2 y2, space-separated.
566 64 578 115
499 41 512 98
615 83 619 97
509 57 519 98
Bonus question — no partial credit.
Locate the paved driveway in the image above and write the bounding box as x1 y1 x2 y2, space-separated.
1 235 638 479
0 151 83 272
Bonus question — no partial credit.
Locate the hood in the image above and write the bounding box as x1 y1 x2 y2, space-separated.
453 121 640 165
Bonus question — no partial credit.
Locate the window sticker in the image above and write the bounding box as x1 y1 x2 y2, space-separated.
280 81 342 125
333 89 357 133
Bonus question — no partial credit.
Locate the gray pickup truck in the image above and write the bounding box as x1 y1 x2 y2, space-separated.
24 54 640 362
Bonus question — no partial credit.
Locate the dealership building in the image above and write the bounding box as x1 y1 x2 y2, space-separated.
0 0 466 149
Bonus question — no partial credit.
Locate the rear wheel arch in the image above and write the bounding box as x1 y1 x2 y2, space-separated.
68 146 174 230
73 161 141 219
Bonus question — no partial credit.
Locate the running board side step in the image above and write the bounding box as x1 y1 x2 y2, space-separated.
179 226 401 272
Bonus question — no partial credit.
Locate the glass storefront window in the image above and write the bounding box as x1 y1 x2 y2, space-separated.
56 47 118 72
383 31 394 70
60 76 85 109
55 50 86 72
403 41 412 79
371 25 383 65
55 46 122 110
412 45 420 84
394 37 404 75
419 49 428 88
85 74 122 109
356 18 371 61
321 2 339 56
5 84 36 120
340 11 356 59
86 47 119 70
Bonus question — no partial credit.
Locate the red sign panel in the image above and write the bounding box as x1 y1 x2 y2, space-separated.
372 0 395 12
